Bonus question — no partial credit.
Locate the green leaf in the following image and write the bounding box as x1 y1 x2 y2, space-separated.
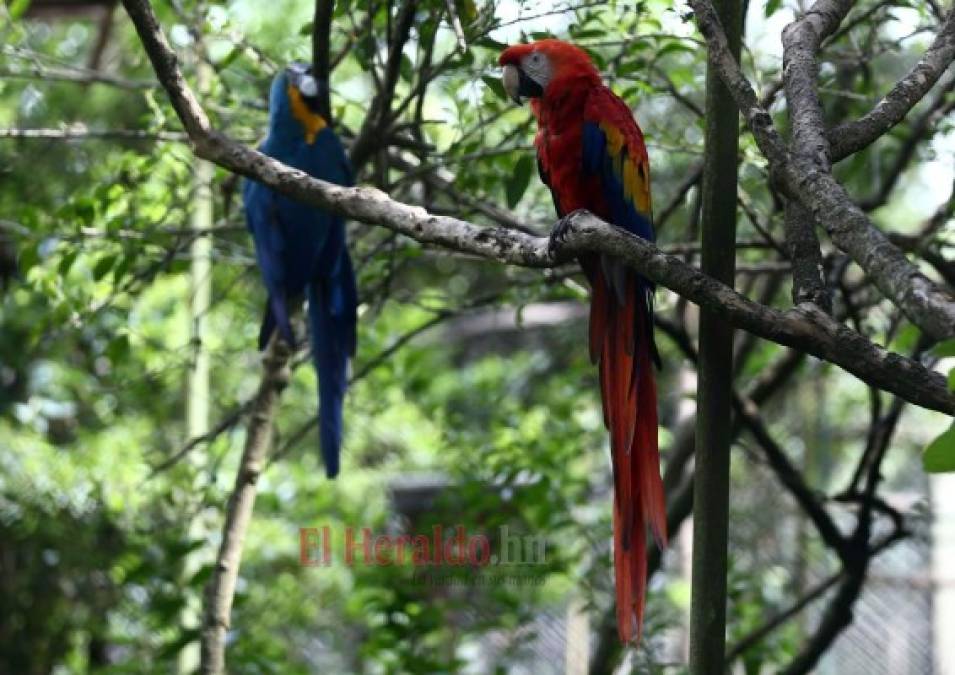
112 253 132 283
188 563 215 589
355 35 375 69
765 0 782 16
933 339 955 358
889 324 920 354
617 59 647 77
475 37 507 51
157 628 201 659
9 0 32 19
58 249 79 276
657 41 695 57
18 241 39 275
106 335 130 363
923 424 955 473
73 198 96 226
506 155 534 209
215 47 241 70
399 54 413 82
481 75 505 102
92 255 116 281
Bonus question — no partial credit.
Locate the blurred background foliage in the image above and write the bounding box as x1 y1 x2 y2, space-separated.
0 0 952 672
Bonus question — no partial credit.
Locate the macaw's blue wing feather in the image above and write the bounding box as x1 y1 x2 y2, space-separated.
581 117 656 305
243 93 358 477
243 178 297 347
581 120 655 243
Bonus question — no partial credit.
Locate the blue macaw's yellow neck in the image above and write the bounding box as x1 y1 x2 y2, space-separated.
287 85 327 144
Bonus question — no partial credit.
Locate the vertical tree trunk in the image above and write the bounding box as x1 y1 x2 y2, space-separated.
187 87 214 461
689 0 742 671
311 0 334 122
179 58 215 675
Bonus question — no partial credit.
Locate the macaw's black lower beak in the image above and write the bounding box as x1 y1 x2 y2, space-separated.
502 64 544 105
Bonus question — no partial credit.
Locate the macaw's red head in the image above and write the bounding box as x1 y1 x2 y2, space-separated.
499 39 601 105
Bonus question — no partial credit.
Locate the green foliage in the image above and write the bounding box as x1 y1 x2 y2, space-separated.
506 155 535 208
923 424 955 473
921 339 955 472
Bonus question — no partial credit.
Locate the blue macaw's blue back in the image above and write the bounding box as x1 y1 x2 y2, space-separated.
243 71 357 478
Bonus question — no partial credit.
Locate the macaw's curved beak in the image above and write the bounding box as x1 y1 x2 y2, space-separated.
502 64 543 105
502 64 521 104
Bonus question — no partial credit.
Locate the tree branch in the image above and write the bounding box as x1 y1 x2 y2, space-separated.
655 161 704 233
147 399 254 478
689 0 741 661
0 62 153 89
200 338 291 674
784 200 831 310
858 74 955 211
726 523 904 667
734 392 847 557
779 0 852 312
827 7 955 160
779 523 899 675
725 571 841 663
779 388 910 674
658 316 909 671
0 127 188 141
348 0 417 171
782 0 852 170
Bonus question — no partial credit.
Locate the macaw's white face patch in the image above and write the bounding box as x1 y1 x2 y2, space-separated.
520 51 553 90
501 52 550 105
299 75 318 98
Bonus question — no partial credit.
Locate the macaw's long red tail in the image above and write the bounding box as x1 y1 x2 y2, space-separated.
587 258 667 644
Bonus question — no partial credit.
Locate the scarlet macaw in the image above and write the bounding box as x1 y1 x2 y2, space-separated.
499 40 665 643
243 62 357 478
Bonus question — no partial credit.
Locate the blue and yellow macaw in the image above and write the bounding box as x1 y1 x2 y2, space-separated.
243 62 356 478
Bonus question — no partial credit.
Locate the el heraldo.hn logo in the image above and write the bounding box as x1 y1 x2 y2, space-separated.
299 524 546 567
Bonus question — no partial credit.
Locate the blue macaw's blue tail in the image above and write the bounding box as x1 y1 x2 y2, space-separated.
307 240 357 478
243 73 357 474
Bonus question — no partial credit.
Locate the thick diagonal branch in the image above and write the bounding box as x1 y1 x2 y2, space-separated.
782 0 852 169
